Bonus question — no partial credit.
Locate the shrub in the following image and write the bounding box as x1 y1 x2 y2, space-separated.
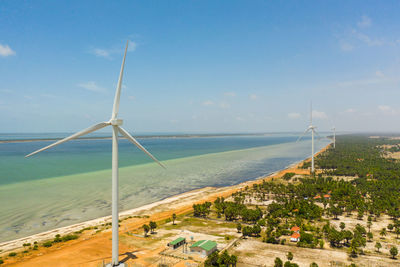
22 243 31 247
43 241 52 248
33 245 38 250
61 234 78 242
0 259 3 264
8 252 17 257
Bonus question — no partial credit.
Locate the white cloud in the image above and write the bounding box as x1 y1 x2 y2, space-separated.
249 94 258 100
41 93 56 98
219 102 230 109
340 42 354 52
202 100 214 106
224 92 236 97
128 41 137 51
357 15 372 28
78 81 105 92
236 116 244 121
352 29 383 46
93 48 111 59
345 108 356 113
312 110 327 119
288 112 301 119
378 105 397 115
375 70 384 78
0 44 16 57
128 95 135 101
91 41 137 59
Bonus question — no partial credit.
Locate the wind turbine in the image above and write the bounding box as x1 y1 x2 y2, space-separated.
297 103 320 174
332 126 336 148
25 41 165 267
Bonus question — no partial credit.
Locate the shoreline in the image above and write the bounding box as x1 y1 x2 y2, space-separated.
0 133 299 144
0 142 331 256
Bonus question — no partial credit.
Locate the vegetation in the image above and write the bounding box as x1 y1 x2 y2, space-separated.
142 224 150 237
205 250 237 266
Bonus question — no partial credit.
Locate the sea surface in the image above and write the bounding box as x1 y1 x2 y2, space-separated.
0 133 330 242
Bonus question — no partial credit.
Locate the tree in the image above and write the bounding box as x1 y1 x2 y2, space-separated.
380 228 387 238
367 216 372 232
287 251 293 261
367 232 373 241
274 257 283 267
172 213 177 225
340 222 346 231
388 224 394 232
390 246 398 259
142 224 150 237
149 221 157 233
310 263 318 267
375 242 382 252
236 223 242 233
242 226 252 238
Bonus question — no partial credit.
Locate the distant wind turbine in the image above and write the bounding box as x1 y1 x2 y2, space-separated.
332 126 336 149
297 102 320 174
26 41 165 267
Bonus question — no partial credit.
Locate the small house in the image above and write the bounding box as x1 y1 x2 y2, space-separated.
190 240 217 256
291 226 300 233
290 232 300 242
168 237 186 249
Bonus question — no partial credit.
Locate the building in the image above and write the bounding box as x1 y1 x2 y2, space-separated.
291 226 300 233
168 237 186 249
190 240 217 256
290 232 300 242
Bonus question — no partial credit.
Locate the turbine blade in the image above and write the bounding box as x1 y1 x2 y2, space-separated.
118 126 166 169
111 41 129 120
296 128 310 142
25 122 110 158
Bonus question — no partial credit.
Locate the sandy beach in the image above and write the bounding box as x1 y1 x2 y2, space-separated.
0 143 331 266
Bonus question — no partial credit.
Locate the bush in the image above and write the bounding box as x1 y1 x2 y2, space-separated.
61 234 78 242
22 243 31 247
0 259 3 264
42 241 52 248
33 245 38 250
8 252 17 257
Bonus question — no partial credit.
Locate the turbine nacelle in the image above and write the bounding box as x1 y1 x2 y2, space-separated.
110 119 123 126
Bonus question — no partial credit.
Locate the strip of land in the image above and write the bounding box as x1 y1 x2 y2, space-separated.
0 144 329 266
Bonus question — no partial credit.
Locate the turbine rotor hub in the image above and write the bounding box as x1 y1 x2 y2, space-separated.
110 119 123 126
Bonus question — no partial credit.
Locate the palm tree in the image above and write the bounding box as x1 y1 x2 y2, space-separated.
172 213 177 225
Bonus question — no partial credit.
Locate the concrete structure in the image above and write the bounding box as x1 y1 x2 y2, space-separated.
190 240 217 256
168 237 186 249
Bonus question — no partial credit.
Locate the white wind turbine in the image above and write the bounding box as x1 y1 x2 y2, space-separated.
297 103 320 174
26 41 165 267
332 126 336 149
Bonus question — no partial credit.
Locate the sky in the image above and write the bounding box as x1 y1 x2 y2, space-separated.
1 0 400 133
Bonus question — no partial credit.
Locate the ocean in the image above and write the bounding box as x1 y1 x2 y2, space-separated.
0 133 330 242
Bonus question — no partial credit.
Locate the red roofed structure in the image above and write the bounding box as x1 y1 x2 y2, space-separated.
291 226 300 232
290 232 300 242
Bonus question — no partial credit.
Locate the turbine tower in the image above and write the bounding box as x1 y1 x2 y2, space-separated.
26 41 165 267
297 103 319 174
332 126 336 148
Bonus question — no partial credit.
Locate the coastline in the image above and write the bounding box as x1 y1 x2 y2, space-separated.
0 142 331 256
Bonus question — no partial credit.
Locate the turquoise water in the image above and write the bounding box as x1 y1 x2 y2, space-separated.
0 133 330 242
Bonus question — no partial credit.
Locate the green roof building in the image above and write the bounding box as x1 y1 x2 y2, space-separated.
168 237 186 249
190 240 217 256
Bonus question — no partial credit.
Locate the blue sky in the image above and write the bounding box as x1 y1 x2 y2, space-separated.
1 1 400 133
